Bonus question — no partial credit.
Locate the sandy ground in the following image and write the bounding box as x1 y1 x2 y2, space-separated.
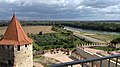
84 48 104 53
84 33 96 36
33 62 44 67
111 51 120 55
83 47 120 56
43 51 81 67
84 48 120 55
44 52 73 63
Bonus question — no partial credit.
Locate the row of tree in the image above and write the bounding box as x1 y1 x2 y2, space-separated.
60 22 120 32
1 21 120 32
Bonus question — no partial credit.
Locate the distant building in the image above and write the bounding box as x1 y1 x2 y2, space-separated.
0 14 33 67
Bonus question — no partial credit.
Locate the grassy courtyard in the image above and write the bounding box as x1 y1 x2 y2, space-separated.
34 55 60 67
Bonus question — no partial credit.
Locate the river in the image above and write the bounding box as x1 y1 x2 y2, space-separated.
64 26 120 35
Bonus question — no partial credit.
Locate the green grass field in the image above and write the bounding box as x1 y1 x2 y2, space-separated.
91 46 120 51
84 33 120 42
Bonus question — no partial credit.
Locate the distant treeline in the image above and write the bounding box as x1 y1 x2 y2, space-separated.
61 22 120 32
1 21 120 32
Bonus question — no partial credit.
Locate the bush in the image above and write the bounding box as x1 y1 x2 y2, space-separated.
38 31 43 35
111 38 120 44
30 26 91 50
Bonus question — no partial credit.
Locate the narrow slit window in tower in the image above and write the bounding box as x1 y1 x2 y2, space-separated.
17 45 20 51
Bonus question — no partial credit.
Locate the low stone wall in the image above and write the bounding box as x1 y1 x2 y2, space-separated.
77 43 110 47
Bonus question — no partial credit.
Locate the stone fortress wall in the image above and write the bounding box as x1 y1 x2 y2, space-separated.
77 43 110 47
0 44 33 67
0 45 14 67
14 44 33 67
77 43 120 48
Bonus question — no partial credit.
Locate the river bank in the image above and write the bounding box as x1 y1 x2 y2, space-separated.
64 26 120 42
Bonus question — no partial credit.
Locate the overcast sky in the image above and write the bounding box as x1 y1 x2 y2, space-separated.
0 0 120 20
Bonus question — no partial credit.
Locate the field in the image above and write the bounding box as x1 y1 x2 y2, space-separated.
0 26 55 35
90 46 120 51
75 31 120 42
86 34 120 42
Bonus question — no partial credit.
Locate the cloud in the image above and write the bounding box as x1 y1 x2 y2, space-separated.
81 0 119 8
0 0 120 20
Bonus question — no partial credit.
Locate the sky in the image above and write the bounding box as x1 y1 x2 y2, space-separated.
0 0 120 20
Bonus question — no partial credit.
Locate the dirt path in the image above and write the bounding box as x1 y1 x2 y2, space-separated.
33 62 44 67
74 32 105 43
64 27 106 43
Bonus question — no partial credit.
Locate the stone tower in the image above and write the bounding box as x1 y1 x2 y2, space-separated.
0 14 33 67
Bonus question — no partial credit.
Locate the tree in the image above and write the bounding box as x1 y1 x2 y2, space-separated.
111 38 120 44
38 31 43 35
